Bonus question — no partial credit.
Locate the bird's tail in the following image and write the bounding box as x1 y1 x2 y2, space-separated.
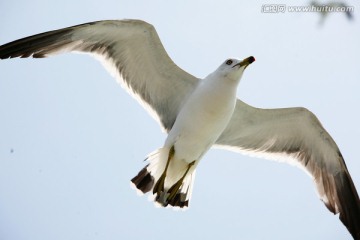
131 147 196 209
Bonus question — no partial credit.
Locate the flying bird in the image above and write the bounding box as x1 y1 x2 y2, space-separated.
0 20 359 239
310 1 354 25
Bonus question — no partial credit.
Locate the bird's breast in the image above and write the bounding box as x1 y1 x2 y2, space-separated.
165 79 237 161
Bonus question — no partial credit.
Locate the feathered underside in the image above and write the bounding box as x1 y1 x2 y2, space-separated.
0 19 199 132
216 101 360 239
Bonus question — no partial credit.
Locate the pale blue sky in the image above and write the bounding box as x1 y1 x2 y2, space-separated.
0 1 359 240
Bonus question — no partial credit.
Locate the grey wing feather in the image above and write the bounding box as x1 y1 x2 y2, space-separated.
216 100 360 239
0 20 199 131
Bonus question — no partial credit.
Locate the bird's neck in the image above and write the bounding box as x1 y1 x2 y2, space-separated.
194 74 238 110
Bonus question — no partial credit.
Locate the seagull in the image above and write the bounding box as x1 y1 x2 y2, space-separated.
310 1 354 25
0 19 359 239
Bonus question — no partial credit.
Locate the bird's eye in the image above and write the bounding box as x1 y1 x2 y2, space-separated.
226 59 233 65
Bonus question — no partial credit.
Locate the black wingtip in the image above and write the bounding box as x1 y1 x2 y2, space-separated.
0 27 74 60
335 171 360 240
131 166 154 194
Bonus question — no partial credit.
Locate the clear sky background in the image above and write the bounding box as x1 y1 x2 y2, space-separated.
0 1 359 240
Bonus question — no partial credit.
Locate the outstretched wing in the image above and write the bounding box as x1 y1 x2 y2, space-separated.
0 20 199 131
216 100 360 239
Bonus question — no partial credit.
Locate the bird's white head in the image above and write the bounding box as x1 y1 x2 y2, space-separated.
214 56 255 82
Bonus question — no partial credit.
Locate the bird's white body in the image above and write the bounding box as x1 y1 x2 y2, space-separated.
154 67 242 194
166 71 238 163
146 60 248 196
